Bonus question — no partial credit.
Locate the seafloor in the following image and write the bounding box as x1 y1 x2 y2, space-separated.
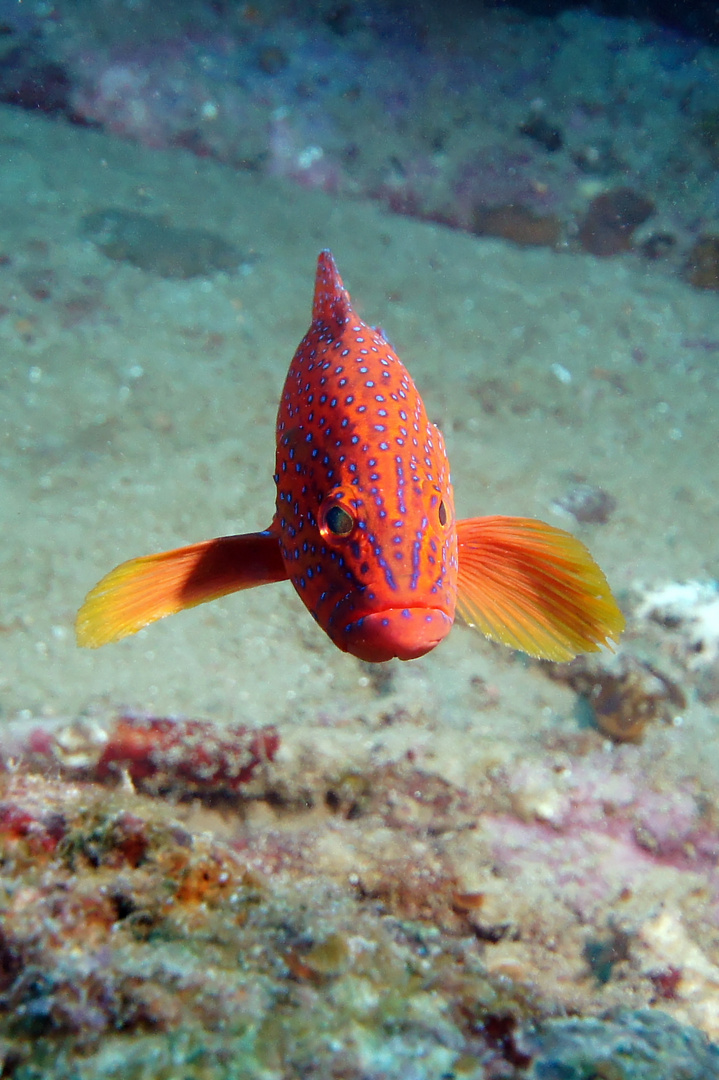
1 3 719 1075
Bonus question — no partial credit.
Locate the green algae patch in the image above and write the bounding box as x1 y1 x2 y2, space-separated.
80 208 241 278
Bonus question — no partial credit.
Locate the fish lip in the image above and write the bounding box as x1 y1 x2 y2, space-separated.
344 607 454 663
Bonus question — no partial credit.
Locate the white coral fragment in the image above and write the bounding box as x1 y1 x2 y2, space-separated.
635 580 719 669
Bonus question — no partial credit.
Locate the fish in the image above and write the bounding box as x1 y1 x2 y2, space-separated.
76 250 624 663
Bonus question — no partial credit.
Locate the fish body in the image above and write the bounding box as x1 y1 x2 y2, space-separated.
76 252 624 663
274 251 456 660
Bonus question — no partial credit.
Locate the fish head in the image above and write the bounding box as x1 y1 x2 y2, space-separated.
314 445 458 662
275 425 457 662
273 251 458 662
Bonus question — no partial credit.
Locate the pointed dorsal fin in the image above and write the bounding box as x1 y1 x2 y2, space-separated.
312 250 353 325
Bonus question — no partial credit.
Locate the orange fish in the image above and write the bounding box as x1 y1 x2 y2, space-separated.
76 251 624 663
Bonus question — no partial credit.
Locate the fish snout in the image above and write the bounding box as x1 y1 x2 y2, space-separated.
346 607 454 663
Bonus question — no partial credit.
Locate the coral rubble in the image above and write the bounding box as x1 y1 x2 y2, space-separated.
2 699 719 1075
1 766 718 1079
19 713 280 797
548 652 686 742
636 580 719 671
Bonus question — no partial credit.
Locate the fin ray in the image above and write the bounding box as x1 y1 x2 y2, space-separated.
456 516 624 661
76 532 287 648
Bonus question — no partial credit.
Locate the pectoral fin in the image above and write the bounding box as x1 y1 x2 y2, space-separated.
456 516 624 661
76 531 288 648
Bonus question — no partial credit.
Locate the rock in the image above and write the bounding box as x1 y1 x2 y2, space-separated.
519 114 564 152
686 235 719 290
522 1010 719 1079
547 652 686 743
553 480 616 524
473 204 562 248
81 208 241 278
577 188 654 257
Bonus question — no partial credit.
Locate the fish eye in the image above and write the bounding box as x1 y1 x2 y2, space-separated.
323 503 355 537
438 500 448 527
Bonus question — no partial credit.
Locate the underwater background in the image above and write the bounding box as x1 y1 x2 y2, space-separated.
1 0 719 1076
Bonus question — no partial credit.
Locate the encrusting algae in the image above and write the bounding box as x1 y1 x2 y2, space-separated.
2 748 719 1079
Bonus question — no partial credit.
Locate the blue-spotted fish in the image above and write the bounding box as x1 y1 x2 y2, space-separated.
76 251 624 662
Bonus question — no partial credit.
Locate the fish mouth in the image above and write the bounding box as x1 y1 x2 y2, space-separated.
343 607 454 663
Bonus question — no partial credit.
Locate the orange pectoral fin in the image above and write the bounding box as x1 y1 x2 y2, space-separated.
455 516 624 661
76 531 288 648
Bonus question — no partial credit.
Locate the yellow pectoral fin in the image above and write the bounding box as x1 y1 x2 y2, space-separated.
455 516 624 662
76 531 288 648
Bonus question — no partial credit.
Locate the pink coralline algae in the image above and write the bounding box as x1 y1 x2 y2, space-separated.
21 714 279 797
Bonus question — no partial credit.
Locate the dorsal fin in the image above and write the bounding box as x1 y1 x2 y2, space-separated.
312 250 353 326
